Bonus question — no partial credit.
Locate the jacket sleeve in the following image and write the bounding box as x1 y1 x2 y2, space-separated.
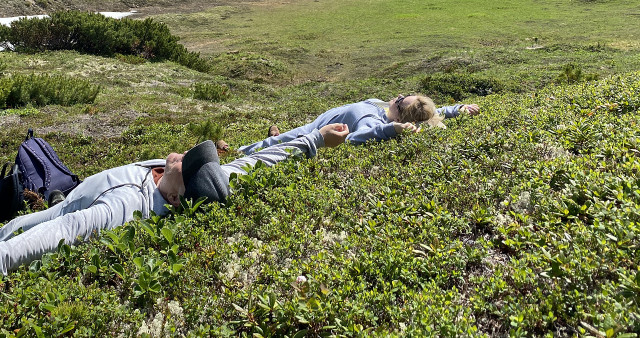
222 129 325 176
345 117 397 145
436 104 463 119
0 189 144 275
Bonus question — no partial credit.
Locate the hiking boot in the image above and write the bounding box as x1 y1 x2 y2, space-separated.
48 190 65 207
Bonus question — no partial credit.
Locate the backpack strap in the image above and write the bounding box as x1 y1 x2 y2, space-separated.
25 128 34 142
18 141 52 191
1 162 11 178
33 138 79 182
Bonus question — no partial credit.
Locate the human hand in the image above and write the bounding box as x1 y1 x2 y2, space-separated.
319 123 350 147
462 104 480 115
215 140 229 151
393 122 418 134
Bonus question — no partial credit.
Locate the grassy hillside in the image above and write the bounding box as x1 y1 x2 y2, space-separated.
0 0 226 17
159 0 640 84
1 0 640 336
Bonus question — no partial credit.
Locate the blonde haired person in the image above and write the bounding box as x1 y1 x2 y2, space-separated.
238 94 479 154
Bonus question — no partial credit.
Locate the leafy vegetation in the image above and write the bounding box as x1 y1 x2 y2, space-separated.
1 72 640 336
0 0 640 336
191 82 229 102
0 74 100 108
1 11 210 72
419 72 511 103
556 63 599 85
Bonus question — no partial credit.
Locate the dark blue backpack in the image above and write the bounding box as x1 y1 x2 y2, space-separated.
15 129 81 201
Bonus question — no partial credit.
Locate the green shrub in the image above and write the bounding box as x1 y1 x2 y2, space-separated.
0 24 9 42
5 11 211 72
115 53 146 65
211 51 289 83
556 63 599 84
2 72 640 336
187 119 223 144
419 72 509 103
0 74 100 108
192 82 229 102
0 78 11 107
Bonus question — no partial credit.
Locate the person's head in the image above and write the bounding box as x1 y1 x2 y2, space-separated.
157 140 229 207
387 94 442 124
268 125 280 137
156 152 187 207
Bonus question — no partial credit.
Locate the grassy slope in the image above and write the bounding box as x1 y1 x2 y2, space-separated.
0 0 208 16
160 0 640 83
0 0 640 336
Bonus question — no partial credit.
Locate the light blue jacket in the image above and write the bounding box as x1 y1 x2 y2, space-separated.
239 99 463 154
0 130 325 274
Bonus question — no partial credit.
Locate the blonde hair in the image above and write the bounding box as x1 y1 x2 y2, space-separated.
398 95 444 127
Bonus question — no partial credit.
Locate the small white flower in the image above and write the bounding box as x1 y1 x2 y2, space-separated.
168 300 184 321
137 321 151 336
150 312 165 337
296 275 307 283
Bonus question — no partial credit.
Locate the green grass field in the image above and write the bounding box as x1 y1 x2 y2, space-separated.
160 0 640 83
1 0 640 336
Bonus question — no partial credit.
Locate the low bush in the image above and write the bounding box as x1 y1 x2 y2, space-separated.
187 119 224 144
1 72 640 336
0 74 100 108
3 11 210 72
211 51 290 83
192 82 229 102
115 53 146 65
556 63 599 84
419 72 511 103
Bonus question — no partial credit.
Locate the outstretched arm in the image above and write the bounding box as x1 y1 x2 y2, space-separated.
437 104 480 118
222 124 349 176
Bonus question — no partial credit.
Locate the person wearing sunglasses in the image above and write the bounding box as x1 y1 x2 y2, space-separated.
237 95 479 155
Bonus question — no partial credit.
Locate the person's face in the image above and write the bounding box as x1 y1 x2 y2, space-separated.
268 125 280 137
160 151 186 206
387 94 417 122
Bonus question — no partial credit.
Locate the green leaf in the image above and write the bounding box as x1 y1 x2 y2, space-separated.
293 329 309 338
171 263 184 273
111 263 125 279
57 322 76 335
105 231 120 244
32 325 44 338
232 303 247 315
141 223 157 239
133 285 145 297
133 257 144 269
161 227 174 244
87 265 98 274
617 334 638 338
148 280 162 293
